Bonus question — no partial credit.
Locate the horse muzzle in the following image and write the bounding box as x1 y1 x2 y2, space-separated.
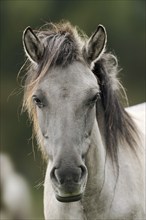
50 165 87 203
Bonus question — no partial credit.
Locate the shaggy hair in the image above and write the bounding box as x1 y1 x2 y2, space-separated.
93 54 138 166
22 21 138 165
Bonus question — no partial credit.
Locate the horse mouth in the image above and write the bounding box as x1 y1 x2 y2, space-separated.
56 194 82 203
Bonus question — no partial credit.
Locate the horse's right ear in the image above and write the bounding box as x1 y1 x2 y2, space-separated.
23 27 44 63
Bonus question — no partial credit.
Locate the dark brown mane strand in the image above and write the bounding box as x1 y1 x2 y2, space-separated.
93 55 139 166
36 21 85 69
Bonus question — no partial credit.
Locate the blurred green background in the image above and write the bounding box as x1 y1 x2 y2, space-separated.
0 0 145 219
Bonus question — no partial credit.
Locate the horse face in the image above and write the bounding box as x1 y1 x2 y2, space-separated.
32 62 99 202
23 23 106 203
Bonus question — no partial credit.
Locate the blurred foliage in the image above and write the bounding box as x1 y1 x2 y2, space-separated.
0 0 145 219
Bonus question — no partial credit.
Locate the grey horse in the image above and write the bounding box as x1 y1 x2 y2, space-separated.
22 21 145 219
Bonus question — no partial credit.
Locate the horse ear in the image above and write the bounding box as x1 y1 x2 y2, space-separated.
23 27 44 63
83 25 107 64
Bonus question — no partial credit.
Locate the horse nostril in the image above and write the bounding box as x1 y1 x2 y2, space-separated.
50 167 56 181
50 165 87 186
50 167 64 185
79 165 87 180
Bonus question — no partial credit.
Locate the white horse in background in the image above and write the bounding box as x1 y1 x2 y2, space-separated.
0 153 32 219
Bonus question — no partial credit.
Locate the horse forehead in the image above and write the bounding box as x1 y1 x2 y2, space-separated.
40 61 98 93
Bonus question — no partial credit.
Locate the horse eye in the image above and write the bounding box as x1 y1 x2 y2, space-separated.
32 96 44 108
90 93 100 104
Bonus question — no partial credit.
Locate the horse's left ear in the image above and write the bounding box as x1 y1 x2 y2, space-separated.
83 25 107 64
23 27 44 63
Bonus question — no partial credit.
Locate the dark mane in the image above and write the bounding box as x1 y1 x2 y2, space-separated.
23 22 86 94
34 22 85 77
93 54 139 165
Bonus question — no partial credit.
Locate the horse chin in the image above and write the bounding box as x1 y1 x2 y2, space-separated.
56 193 82 203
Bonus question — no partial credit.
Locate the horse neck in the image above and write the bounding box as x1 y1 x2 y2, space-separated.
85 109 106 196
84 100 116 195
82 104 118 219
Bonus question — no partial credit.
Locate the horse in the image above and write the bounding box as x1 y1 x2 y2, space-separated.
0 153 32 219
22 21 145 219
